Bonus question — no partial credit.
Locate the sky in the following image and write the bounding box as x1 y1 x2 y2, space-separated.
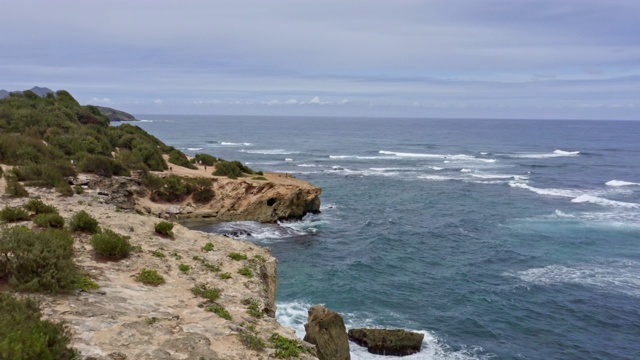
1 0 639 120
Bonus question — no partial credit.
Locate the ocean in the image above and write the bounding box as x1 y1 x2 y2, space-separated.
135 116 640 359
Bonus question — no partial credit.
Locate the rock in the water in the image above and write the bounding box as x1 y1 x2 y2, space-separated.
348 328 424 356
304 304 350 360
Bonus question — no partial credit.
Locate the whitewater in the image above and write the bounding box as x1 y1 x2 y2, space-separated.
137 116 640 360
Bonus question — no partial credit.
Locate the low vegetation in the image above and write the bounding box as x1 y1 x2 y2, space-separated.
0 292 78 359
4 179 29 197
270 333 305 359
69 210 100 234
24 199 58 215
247 299 263 318
191 284 221 302
238 267 254 278
178 264 190 273
239 323 266 351
0 226 79 293
32 213 65 228
154 220 174 237
91 229 132 260
213 160 259 179
206 304 232 320
76 276 100 291
0 206 29 223
228 252 248 261
202 242 214 252
135 268 165 286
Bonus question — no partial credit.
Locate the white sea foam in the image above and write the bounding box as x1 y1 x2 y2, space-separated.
606 180 640 187
508 180 582 198
417 174 459 181
210 221 309 242
379 150 497 163
221 141 252 146
242 149 299 155
329 155 396 160
298 164 318 167
460 168 473 173
571 194 640 208
508 149 580 158
507 260 640 298
429 166 444 171
277 301 489 360
186 147 203 151
285 158 293 162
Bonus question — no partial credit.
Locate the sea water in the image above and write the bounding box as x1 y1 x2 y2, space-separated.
135 116 640 359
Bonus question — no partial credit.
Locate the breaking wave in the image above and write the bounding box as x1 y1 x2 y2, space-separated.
241 149 300 155
507 149 581 158
379 150 497 163
606 180 640 187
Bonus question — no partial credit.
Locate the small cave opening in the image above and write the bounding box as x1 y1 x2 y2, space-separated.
267 198 277 207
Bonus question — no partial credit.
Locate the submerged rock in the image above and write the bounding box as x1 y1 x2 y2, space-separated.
348 328 424 356
304 305 350 360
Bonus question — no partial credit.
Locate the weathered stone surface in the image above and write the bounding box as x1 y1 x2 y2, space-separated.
348 328 424 356
304 305 350 360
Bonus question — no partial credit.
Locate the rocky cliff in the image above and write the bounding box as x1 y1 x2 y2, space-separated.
0 176 317 359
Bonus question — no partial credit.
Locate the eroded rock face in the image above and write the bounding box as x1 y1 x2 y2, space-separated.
304 305 350 360
347 328 424 356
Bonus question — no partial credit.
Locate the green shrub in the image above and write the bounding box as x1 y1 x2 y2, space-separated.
0 206 29 222
55 181 74 197
0 292 78 359
135 268 165 286
239 323 266 351
168 149 197 169
69 210 99 233
12 162 75 188
76 276 100 291
192 255 221 272
4 179 29 197
151 250 166 258
193 187 214 203
206 304 232 320
238 267 254 278
90 229 131 260
0 227 79 293
228 252 248 261
202 242 214 252
193 153 217 166
252 176 267 181
154 221 174 237
77 154 130 177
191 284 221 302
270 333 304 359
213 160 244 179
33 213 65 228
220 272 232 280
178 264 190 273
24 199 58 215
73 185 84 194
247 299 263 318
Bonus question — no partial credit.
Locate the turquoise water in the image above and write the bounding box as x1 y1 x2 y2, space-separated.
136 116 640 359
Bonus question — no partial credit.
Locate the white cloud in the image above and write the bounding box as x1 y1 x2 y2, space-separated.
154 99 163 104
89 97 111 104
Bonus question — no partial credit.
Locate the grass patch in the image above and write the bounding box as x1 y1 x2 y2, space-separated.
151 250 166 258
247 299 263 318
238 267 254 278
206 304 232 320
191 284 221 302
135 268 165 286
76 276 100 291
219 272 232 280
4 179 29 197
24 199 58 215
239 323 266 351
270 333 304 359
178 264 190 273
202 242 214 252
192 255 221 272
228 252 248 261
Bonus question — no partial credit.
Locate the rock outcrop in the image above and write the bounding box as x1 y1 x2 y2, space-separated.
304 305 351 360
348 328 424 356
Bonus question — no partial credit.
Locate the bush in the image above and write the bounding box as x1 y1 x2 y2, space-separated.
76 276 100 291
154 221 174 237
220 272 232 280
193 153 217 166
178 264 190 273
168 149 197 170
33 213 65 228
239 323 266 351
228 252 248 261
206 304 232 320
202 242 214 252
192 284 221 302
24 199 58 215
4 179 29 197
55 181 74 197
0 227 79 293
213 161 244 179
192 187 214 203
77 154 130 177
238 267 254 278
247 299 263 318
0 206 29 222
91 229 132 260
0 292 78 359
69 210 99 233
73 185 84 194
135 268 165 286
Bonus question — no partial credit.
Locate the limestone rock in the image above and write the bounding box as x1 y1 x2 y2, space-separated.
304 305 350 360
347 328 424 356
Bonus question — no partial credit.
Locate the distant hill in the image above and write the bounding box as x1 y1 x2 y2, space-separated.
94 106 137 122
0 90 8 99
0 86 55 99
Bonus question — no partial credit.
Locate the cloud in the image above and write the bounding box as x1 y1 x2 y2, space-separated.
89 97 111 104
154 99 163 104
